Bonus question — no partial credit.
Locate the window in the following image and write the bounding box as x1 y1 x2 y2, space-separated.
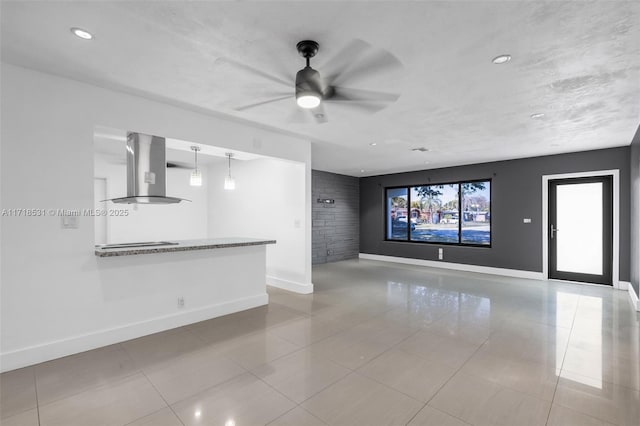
385 180 491 246
386 187 409 240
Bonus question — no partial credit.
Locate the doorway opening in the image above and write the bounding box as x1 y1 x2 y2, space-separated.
542 170 620 287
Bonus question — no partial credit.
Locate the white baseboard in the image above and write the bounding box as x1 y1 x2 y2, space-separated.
267 275 314 294
629 282 640 311
0 293 268 373
359 253 545 280
616 281 630 290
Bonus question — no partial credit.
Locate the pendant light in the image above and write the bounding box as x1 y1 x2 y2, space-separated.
190 146 202 186
224 152 235 190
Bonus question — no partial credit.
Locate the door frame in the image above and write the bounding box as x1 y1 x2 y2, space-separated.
542 169 620 288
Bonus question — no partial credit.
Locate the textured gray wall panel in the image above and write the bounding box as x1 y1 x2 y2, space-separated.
312 170 359 264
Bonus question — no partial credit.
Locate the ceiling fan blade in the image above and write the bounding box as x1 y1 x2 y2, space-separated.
288 105 328 124
234 95 293 112
288 108 311 124
323 100 387 114
329 49 403 86
329 86 400 103
216 57 292 88
319 39 371 85
166 162 191 169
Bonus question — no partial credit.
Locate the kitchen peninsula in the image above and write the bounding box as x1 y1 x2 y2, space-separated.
94 238 276 339
95 237 276 257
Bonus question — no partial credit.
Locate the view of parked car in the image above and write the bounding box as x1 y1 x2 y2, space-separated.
394 216 416 231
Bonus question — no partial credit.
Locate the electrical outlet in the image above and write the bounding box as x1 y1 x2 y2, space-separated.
523 218 532 223
438 248 443 260
177 297 185 308
326 249 331 255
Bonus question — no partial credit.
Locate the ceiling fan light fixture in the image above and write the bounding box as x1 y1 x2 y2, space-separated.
296 94 321 109
295 65 323 109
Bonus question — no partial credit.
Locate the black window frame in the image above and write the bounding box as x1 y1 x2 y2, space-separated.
384 178 492 248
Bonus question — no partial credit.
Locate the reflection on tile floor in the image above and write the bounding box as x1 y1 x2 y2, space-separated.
1 259 638 425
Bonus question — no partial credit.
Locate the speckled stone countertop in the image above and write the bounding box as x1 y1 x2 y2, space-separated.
95 238 276 257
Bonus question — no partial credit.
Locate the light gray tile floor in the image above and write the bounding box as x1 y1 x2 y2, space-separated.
1 259 638 425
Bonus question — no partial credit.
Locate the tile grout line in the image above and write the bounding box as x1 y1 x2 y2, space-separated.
351 322 492 406
134 352 252 418
32 369 146 409
403 333 492 426
245 370 301 409
250 349 357 408
544 294 580 426
32 367 41 426
348 327 424 388
263 404 326 426
135 370 187 426
242 321 436 418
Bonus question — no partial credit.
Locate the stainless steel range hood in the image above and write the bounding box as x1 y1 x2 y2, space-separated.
106 132 190 204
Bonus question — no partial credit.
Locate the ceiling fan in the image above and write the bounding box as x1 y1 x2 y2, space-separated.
232 39 402 124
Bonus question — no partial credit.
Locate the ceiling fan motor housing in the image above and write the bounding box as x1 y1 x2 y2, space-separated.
295 66 323 99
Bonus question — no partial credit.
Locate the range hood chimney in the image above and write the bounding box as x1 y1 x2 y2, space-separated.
107 132 189 204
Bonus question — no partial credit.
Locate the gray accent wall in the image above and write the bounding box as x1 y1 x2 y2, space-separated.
312 170 359 264
360 147 631 281
630 127 640 295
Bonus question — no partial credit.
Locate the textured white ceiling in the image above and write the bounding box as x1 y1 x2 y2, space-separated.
2 1 639 176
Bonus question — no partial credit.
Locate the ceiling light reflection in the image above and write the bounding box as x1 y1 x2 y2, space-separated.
70 27 93 40
556 292 602 389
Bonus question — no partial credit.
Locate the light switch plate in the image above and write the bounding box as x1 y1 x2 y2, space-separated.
61 216 79 229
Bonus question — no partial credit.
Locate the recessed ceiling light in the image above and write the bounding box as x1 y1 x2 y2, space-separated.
360 169 365 173
369 142 377 146
411 147 429 152
530 113 545 119
70 27 93 40
424 161 430 164
492 54 511 64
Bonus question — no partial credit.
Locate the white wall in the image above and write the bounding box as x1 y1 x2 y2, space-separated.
206 158 311 293
94 155 208 244
0 63 312 371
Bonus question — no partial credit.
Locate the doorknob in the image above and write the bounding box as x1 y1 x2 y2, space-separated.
550 224 559 239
